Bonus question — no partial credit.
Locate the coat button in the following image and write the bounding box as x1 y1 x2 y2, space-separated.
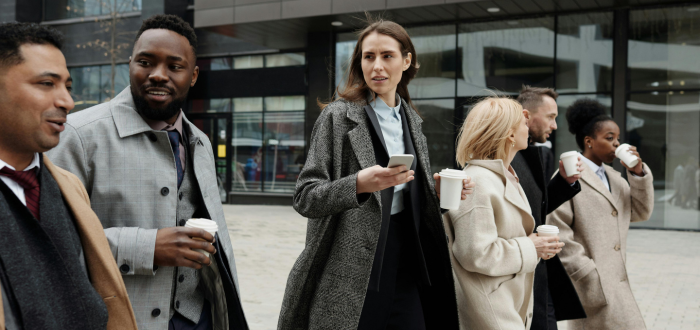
612 210 618 216
119 264 130 273
614 244 621 251
151 308 161 317
179 192 183 200
179 274 185 283
161 187 169 196
148 132 158 142
179 219 186 226
176 300 180 309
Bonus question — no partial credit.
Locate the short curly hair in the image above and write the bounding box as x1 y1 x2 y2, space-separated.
0 22 64 69
135 14 197 57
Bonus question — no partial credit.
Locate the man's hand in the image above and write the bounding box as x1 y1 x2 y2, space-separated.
154 227 216 269
356 165 414 194
559 156 584 185
527 233 564 260
434 173 475 200
621 145 644 176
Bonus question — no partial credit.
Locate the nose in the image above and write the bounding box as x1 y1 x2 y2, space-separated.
551 120 558 131
373 58 384 73
56 84 75 113
613 139 620 148
149 63 169 83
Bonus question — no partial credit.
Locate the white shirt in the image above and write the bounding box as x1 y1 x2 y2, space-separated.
370 94 406 215
0 153 41 206
580 153 610 191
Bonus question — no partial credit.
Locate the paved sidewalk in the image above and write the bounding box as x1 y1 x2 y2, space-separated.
223 205 700 330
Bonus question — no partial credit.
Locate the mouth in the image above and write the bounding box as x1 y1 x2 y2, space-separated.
372 76 388 83
144 88 172 102
46 118 66 133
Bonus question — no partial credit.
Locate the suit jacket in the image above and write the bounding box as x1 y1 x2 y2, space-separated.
511 147 586 327
278 99 458 330
46 88 246 330
444 159 538 330
0 156 138 330
547 163 654 330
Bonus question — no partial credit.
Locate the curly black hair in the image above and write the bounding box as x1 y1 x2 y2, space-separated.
566 98 614 150
0 22 64 69
135 14 197 57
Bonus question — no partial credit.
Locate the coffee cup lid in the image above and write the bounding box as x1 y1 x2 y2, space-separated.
185 218 218 233
440 169 468 179
537 224 559 233
560 151 578 159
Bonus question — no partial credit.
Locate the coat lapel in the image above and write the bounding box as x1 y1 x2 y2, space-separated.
580 162 618 211
401 100 433 188
109 87 153 139
604 165 622 206
363 105 389 158
346 102 381 203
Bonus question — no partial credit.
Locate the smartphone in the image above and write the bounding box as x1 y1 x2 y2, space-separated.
387 154 414 172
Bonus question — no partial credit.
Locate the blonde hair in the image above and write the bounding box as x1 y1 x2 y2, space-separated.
456 97 524 167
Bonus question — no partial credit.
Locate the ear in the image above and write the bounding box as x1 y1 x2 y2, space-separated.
403 52 412 71
191 65 199 87
128 56 132 64
522 109 531 120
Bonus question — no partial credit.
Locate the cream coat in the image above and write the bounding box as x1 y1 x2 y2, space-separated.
444 159 539 330
547 162 654 330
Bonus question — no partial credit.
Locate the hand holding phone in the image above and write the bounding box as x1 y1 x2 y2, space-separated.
387 154 414 172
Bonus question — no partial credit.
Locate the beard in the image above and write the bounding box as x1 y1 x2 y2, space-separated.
530 131 547 144
131 84 187 121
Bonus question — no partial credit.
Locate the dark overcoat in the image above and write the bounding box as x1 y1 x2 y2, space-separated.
278 99 459 329
511 146 587 329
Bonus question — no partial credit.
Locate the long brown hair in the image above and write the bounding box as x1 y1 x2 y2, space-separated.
321 15 420 110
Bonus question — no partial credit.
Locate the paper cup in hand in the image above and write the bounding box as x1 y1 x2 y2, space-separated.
537 225 559 256
615 144 639 168
560 151 580 177
185 218 218 259
439 169 469 210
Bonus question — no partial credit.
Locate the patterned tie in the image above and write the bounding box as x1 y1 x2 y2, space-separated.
0 166 41 220
167 131 184 188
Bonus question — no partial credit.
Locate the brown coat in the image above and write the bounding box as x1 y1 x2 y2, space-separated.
0 155 138 330
443 159 539 330
546 162 654 330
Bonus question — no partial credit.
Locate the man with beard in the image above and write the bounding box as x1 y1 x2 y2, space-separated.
47 15 248 330
512 86 587 330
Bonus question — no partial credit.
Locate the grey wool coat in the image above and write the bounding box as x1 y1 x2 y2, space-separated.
547 162 654 330
47 88 243 330
278 99 458 329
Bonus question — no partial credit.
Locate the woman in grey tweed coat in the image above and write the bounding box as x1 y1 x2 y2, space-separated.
277 18 471 330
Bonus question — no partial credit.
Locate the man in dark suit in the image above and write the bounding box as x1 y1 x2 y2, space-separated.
512 86 587 330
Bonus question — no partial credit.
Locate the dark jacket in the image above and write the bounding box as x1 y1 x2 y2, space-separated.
511 146 587 329
278 99 458 330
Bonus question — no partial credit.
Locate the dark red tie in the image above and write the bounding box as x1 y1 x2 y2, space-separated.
0 166 41 221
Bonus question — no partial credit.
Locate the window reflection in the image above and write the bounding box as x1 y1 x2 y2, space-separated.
413 99 458 172
263 111 305 193
69 64 129 112
458 18 555 95
265 53 305 68
45 0 142 21
405 25 457 98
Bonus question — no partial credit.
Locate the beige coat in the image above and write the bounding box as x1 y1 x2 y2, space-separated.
0 156 138 330
547 162 654 330
444 159 539 330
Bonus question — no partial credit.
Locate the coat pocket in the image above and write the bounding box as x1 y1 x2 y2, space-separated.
571 261 608 309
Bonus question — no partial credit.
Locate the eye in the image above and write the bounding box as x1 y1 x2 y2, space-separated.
66 86 73 92
364 55 373 59
40 81 55 87
170 65 182 70
384 55 393 58
138 60 149 66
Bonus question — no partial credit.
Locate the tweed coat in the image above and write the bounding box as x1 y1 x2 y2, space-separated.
46 88 244 330
547 162 654 330
278 99 458 330
444 159 539 330
0 156 138 330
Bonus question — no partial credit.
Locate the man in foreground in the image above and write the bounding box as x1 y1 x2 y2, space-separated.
0 22 137 330
48 15 247 330
512 86 588 330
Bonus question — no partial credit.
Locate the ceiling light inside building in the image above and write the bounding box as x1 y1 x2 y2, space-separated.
331 21 343 26
487 7 500 13
687 7 699 12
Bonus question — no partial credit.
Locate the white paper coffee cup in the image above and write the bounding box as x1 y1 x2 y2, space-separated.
185 218 218 259
615 144 639 168
560 151 580 177
439 169 468 210
537 225 559 256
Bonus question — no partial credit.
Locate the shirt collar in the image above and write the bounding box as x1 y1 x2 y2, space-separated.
580 152 605 175
142 110 185 139
0 153 41 172
370 93 401 120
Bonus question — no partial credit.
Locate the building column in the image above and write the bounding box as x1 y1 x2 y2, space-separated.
612 9 629 172
305 31 334 157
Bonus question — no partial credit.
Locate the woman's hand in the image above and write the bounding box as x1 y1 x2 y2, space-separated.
433 173 475 200
527 233 564 260
356 165 414 194
621 145 644 176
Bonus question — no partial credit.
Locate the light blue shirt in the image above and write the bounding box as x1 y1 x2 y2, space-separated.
370 93 406 215
581 153 610 192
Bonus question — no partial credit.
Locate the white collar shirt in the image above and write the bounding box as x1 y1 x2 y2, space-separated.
580 153 610 192
370 94 406 215
0 153 41 206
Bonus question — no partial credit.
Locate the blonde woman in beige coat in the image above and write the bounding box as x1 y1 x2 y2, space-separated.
444 97 565 330
547 99 654 330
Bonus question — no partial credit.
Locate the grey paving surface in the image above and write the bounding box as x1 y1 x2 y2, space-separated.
222 205 700 330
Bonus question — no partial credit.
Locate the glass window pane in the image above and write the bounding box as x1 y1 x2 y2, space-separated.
406 24 457 98
45 0 141 21
263 112 305 193
553 94 612 157
414 99 457 172
211 57 233 71
335 33 357 93
629 6 700 91
233 56 264 69
265 96 305 111
458 17 555 96
627 91 700 230
232 112 263 192
233 97 263 112
265 53 305 67
556 12 614 93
